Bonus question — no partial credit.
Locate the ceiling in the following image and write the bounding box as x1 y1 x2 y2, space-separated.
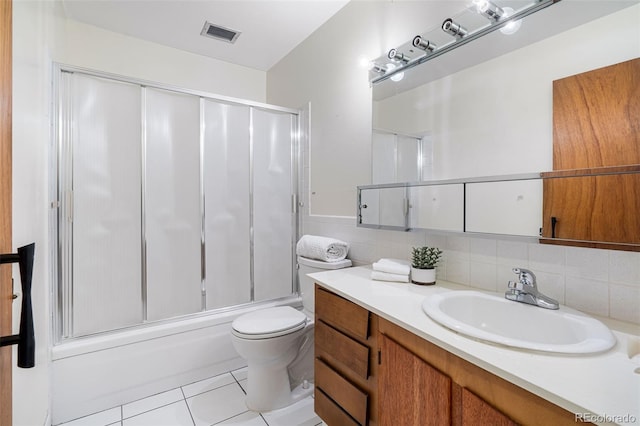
61 0 351 71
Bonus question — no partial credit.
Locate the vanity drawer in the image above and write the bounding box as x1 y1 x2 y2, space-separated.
316 319 370 379
314 388 360 426
315 358 368 425
315 286 370 340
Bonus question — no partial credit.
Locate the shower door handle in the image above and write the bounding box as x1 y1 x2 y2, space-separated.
0 243 36 368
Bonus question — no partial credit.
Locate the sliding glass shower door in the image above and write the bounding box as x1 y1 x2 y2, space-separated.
203 100 251 309
65 73 144 336
145 88 203 321
56 67 299 340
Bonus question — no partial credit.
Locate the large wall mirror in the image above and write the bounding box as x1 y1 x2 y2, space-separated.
367 0 639 246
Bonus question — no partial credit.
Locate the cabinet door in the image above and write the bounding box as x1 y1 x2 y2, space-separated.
460 388 516 426
379 334 451 426
553 58 640 170
542 174 640 244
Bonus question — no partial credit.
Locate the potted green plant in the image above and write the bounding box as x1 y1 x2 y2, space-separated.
410 246 442 285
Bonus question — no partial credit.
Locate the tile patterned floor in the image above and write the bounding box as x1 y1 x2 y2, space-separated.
57 367 324 426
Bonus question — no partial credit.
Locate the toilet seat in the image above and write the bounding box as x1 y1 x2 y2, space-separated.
232 306 307 340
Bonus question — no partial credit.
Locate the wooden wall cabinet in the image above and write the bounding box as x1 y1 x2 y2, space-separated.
543 58 640 251
541 169 640 250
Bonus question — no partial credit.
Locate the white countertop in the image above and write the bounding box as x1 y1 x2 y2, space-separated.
310 266 640 426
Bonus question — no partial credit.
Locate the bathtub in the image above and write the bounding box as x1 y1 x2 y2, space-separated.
51 297 301 425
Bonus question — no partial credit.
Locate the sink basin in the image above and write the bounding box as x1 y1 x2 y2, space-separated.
422 291 616 354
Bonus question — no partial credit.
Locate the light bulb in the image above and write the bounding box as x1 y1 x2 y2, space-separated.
385 63 404 82
499 7 522 35
475 0 504 21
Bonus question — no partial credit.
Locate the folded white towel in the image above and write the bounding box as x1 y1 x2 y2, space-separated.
372 258 410 275
296 235 349 262
371 270 410 283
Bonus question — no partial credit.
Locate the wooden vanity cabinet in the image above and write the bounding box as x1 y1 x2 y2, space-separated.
314 285 378 425
314 287 587 426
378 317 584 426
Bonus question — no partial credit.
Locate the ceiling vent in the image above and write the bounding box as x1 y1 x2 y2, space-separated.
201 21 241 44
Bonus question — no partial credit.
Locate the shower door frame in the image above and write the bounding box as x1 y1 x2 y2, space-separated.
52 63 302 342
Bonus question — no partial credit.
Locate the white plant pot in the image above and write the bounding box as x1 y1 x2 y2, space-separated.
411 267 436 285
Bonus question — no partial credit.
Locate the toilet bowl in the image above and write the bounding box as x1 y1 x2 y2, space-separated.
230 255 351 412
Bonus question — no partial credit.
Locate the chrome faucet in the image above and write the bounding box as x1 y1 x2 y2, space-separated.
505 268 559 310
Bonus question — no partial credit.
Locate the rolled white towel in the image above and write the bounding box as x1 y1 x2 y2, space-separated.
296 235 349 262
372 258 410 275
371 270 410 283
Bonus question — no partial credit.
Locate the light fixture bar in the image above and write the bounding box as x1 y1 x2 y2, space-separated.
371 0 559 85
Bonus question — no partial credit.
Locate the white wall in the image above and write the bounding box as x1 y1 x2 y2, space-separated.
267 2 376 217
269 3 640 325
12 2 268 425
56 18 266 102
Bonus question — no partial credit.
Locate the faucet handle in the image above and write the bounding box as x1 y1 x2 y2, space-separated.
507 280 523 293
512 268 537 288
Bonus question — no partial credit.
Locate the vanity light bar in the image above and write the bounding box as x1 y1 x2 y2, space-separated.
371 0 559 85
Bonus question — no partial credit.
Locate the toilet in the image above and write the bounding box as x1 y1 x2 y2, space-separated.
230 255 352 412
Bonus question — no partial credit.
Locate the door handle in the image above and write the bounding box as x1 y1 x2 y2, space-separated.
551 216 558 239
0 243 35 368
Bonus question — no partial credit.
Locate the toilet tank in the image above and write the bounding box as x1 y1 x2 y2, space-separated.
297 256 352 313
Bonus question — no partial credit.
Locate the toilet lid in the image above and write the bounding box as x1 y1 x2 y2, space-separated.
232 306 307 339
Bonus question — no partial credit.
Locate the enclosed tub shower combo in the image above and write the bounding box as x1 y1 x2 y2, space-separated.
51 65 302 423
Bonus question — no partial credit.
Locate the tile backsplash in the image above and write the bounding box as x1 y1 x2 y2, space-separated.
302 214 640 325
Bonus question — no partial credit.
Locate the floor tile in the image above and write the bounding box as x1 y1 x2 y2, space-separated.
261 397 321 426
231 367 248 382
57 407 121 426
214 411 268 425
187 382 248 426
123 388 184 419
182 372 237 398
123 401 194 426
237 378 248 394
